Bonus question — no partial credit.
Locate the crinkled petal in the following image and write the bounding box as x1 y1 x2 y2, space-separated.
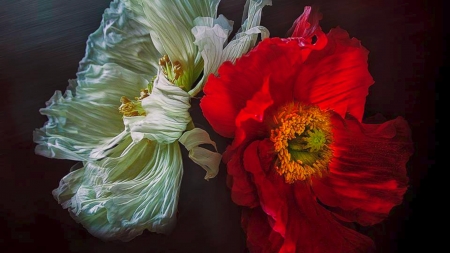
78 0 160 76
201 38 306 138
125 0 220 87
53 135 183 241
189 0 271 96
242 140 375 253
126 72 192 144
312 113 413 225
225 145 259 208
34 0 159 160
294 27 374 122
34 64 150 160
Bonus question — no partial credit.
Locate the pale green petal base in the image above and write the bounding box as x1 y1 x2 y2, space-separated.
53 135 183 241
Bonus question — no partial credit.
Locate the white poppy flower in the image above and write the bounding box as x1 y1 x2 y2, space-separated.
34 0 271 241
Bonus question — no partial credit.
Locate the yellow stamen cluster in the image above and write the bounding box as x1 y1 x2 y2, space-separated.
118 88 150 117
159 54 183 83
270 103 333 183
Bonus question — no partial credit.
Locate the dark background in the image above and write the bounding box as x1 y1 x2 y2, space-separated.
0 0 440 252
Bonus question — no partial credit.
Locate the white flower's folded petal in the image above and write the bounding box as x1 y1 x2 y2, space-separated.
127 72 192 144
34 0 160 160
78 0 160 76
179 128 222 180
53 136 183 241
124 0 220 87
34 65 150 160
189 0 271 96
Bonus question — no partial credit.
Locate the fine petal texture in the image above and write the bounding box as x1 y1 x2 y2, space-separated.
34 0 159 160
201 38 305 138
53 137 183 241
125 0 221 87
294 27 374 122
200 6 413 253
189 0 271 96
311 113 413 225
179 128 222 180
126 72 192 144
243 140 375 253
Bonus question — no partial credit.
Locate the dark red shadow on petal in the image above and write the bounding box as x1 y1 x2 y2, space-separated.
312 113 413 226
294 27 374 122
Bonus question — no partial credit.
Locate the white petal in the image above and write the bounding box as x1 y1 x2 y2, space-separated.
188 0 271 96
125 0 221 87
127 72 192 144
34 0 160 160
53 136 184 241
179 128 222 180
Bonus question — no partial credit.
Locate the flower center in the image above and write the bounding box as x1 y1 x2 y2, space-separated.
118 88 150 117
159 55 183 85
270 102 333 183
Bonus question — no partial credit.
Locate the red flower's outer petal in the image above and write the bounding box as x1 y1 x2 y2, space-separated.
243 139 289 237
200 38 307 139
226 146 259 208
287 183 375 253
242 207 284 253
243 139 375 253
294 27 374 122
286 6 328 53
312 113 413 226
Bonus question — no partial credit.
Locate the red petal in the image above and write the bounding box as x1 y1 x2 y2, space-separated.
243 139 375 252
312 113 413 226
200 38 307 139
242 207 284 253
226 145 259 208
282 182 375 253
243 139 289 237
294 27 374 122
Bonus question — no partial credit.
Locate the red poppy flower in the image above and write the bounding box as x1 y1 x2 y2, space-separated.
200 6 413 253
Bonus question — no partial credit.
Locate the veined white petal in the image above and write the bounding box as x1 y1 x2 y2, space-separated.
34 63 150 160
179 128 222 180
78 0 160 76
124 0 221 87
127 71 192 144
34 0 160 160
189 0 271 96
53 136 183 241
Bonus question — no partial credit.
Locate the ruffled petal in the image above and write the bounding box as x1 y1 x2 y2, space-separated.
78 0 160 76
189 0 271 96
283 182 375 253
179 127 222 180
242 140 375 253
34 63 151 160
126 72 191 144
34 0 159 160
53 136 183 241
312 113 413 225
294 27 374 122
125 0 220 87
201 38 305 138
226 145 259 208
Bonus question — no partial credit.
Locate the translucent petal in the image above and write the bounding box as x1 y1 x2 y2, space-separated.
125 0 220 87
53 136 183 241
179 128 222 180
189 0 271 96
34 0 160 160
126 72 192 144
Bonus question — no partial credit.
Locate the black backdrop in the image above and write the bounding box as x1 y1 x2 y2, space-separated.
0 0 439 252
